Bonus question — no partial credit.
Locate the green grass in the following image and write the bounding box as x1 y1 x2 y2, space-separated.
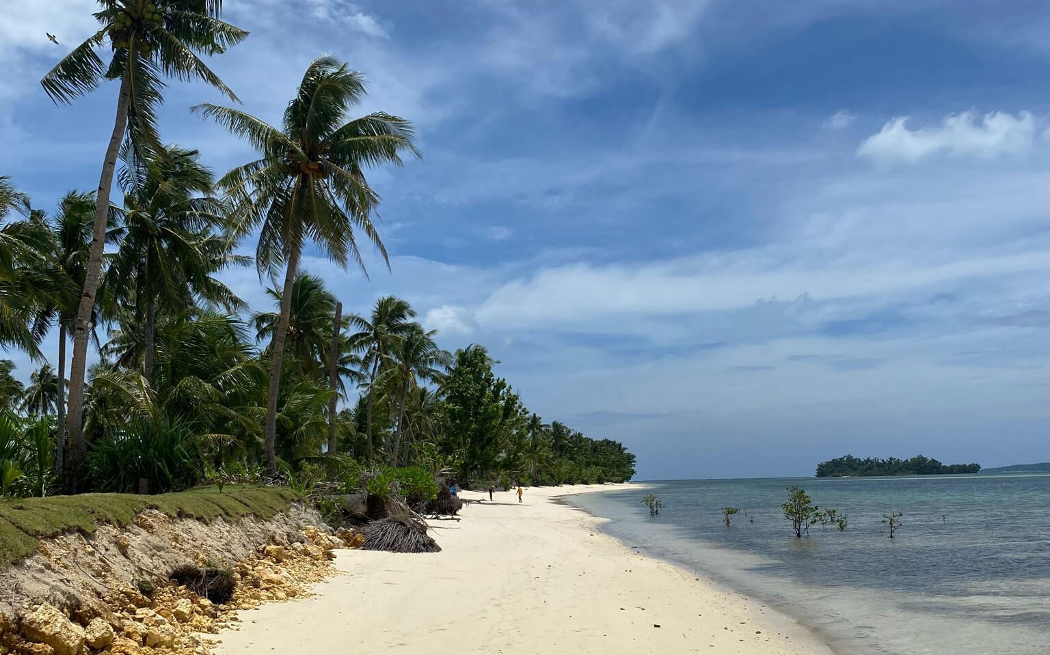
0 485 300 568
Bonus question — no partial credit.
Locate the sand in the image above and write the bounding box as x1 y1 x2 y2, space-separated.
213 485 834 655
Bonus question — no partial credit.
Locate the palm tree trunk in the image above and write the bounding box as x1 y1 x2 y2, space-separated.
263 246 300 475
65 72 132 492
54 324 67 477
364 358 378 461
144 293 156 382
390 381 408 467
326 301 342 457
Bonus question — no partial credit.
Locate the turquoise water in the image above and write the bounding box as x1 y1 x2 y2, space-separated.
567 475 1050 655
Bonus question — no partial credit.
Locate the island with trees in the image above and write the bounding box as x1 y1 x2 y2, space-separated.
815 455 981 477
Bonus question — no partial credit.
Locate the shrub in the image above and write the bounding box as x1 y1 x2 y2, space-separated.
782 486 818 538
722 507 740 526
641 493 663 516
88 418 203 494
366 466 439 507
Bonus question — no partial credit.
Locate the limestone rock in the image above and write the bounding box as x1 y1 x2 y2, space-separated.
20 604 85 655
263 545 286 562
336 528 365 548
84 617 115 649
172 599 195 623
145 623 176 648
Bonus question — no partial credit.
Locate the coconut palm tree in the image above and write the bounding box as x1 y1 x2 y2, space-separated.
107 145 246 381
22 365 60 417
347 296 416 461
196 56 419 473
525 413 550 485
0 181 53 358
0 361 24 412
28 190 103 475
41 0 247 489
251 273 337 381
387 324 449 466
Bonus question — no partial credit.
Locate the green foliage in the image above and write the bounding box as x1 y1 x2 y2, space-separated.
816 454 981 477
0 413 55 498
836 515 848 531
87 418 204 494
722 506 740 526
641 493 663 516
882 511 903 538
782 486 819 538
366 466 439 506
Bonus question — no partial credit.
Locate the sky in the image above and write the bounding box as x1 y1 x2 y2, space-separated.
3 0 1050 479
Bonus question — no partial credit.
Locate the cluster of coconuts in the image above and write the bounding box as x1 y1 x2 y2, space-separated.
109 1 163 49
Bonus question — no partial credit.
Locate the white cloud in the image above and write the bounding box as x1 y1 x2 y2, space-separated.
482 226 514 241
303 1 389 38
857 111 1036 165
823 110 856 130
423 305 478 336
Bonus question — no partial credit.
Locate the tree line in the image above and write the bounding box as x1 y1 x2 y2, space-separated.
0 1 634 498
815 454 981 477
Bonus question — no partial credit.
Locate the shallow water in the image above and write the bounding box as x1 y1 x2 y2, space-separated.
567 475 1050 655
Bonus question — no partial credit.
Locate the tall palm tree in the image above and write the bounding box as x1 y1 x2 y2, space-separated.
251 273 337 381
387 324 449 466
196 56 419 473
41 0 247 488
525 413 550 484
22 365 60 417
30 191 100 475
347 296 416 461
107 145 245 381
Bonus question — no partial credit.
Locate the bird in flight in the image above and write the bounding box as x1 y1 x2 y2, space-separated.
46 33 59 45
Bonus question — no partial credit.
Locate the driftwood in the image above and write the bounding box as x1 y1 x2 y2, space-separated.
169 564 236 604
362 516 441 553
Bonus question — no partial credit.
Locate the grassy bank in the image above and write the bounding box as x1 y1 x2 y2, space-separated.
0 485 299 567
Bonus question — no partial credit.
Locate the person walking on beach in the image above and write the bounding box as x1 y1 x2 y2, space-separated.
517 486 523 503
488 486 494 501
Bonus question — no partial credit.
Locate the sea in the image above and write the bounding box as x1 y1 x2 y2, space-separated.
565 475 1050 655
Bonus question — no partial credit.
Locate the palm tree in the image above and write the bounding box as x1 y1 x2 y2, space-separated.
387 324 449 466
22 365 60 417
0 361 24 412
196 56 419 473
107 145 245 381
30 191 100 475
0 181 53 358
347 296 416 461
327 300 342 458
251 273 337 381
41 0 247 488
525 413 550 484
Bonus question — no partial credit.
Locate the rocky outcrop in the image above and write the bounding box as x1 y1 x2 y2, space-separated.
0 504 347 655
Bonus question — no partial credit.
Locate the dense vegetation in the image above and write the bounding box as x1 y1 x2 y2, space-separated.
0 2 634 502
815 454 981 477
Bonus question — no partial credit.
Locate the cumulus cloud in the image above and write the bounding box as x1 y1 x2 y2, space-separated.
423 305 478 336
857 111 1036 165
823 110 856 130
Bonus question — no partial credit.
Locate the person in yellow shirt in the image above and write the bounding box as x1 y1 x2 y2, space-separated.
517 486 523 503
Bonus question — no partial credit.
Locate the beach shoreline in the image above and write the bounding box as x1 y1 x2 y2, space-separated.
213 484 835 655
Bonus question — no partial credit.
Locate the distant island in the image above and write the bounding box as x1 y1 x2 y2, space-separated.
979 463 1050 474
816 454 981 477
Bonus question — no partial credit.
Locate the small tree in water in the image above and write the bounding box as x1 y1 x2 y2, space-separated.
782 486 818 538
836 514 848 531
641 493 663 516
722 507 740 526
882 511 903 538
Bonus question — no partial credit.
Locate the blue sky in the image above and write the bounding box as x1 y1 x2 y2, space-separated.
3 0 1050 479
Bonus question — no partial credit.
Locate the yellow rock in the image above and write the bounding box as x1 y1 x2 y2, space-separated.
20 604 85 655
84 617 115 649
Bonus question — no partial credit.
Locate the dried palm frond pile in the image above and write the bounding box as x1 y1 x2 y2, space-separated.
425 484 463 516
362 516 441 553
169 564 236 604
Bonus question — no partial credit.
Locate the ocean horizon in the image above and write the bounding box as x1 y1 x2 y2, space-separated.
567 474 1050 655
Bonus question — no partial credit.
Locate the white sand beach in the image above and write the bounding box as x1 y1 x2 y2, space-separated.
214 485 833 655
